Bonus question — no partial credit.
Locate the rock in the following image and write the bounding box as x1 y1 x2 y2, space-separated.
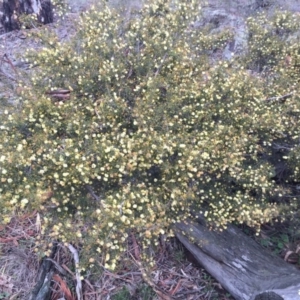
193 0 300 59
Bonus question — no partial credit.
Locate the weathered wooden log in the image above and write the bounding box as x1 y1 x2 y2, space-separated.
1 0 53 32
174 217 300 300
29 243 58 300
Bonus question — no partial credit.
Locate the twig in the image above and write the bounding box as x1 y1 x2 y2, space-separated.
128 252 172 300
0 54 18 82
36 212 41 233
2 53 19 75
174 288 206 297
126 65 133 79
86 185 103 203
272 143 292 151
46 88 71 101
113 271 141 278
154 53 168 77
171 279 184 296
131 232 141 261
103 270 137 283
264 92 294 103
83 279 95 292
68 244 83 300
62 263 75 278
46 258 67 276
52 274 74 300
46 89 70 95
0 68 17 82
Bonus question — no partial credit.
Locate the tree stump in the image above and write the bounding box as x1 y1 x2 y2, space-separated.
174 216 300 300
1 0 53 32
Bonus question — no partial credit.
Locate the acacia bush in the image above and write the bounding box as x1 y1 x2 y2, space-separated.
244 11 300 72
1 0 300 270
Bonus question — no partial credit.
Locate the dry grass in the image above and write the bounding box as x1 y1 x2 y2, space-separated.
2 208 299 300
0 212 40 299
0 212 233 300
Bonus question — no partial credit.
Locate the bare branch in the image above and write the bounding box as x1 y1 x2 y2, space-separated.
2 53 19 75
86 184 102 202
265 92 294 103
155 53 168 77
68 244 83 300
273 143 293 151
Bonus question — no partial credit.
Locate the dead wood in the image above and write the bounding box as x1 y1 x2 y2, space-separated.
174 216 300 300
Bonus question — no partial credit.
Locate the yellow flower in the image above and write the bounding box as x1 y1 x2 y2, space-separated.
201 152 210 159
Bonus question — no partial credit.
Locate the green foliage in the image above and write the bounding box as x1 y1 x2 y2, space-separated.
51 0 69 18
19 14 41 29
112 287 132 300
0 292 10 300
136 283 156 299
1 0 300 270
173 246 185 263
245 11 300 72
259 233 288 254
111 284 155 300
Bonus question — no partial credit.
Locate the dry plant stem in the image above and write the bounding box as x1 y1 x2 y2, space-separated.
83 278 96 293
68 244 83 300
2 54 19 75
46 257 67 276
46 88 71 101
0 67 17 82
0 54 18 82
104 269 141 284
62 263 75 277
86 184 102 202
154 53 168 77
130 252 172 300
264 92 294 103
272 143 293 151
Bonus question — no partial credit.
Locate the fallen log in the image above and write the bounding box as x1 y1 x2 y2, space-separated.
174 217 300 300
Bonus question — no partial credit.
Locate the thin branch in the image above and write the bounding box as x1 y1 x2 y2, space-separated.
0 54 19 82
46 88 71 101
86 185 101 201
154 53 168 77
273 143 293 151
46 89 71 95
0 68 17 82
68 244 83 300
45 258 67 276
2 53 19 75
126 65 133 79
265 92 294 103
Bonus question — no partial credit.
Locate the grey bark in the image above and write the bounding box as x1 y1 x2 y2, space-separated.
28 243 57 300
174 216 300 300
1 0 53 32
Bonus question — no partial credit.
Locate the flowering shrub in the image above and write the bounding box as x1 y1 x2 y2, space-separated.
244 11 300 72
1 0 300 269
